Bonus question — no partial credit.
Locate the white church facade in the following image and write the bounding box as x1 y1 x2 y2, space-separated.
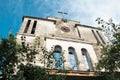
16 16 107 79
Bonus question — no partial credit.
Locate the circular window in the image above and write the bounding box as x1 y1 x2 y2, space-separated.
61 26 70 32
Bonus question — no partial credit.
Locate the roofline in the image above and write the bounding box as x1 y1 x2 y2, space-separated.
47 16 80 23
22 16 101 30
22 16 56 23
75 24 102 30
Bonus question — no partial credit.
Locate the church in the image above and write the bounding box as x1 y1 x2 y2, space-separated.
16 15 107 80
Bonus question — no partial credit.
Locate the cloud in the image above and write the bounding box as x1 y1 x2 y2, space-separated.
55 0 120 26
3 0 120 29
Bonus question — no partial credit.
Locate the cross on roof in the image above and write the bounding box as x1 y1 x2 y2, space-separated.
58 11 68 19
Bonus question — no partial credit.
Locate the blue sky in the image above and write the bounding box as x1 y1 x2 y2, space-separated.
0 0 120 38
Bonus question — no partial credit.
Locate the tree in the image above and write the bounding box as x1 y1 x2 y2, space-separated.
15 63 48 80
0 34 66 80
0 34 20 79
96 18 120 80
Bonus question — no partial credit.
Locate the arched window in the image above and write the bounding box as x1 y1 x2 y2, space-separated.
54 45 63 70
81 48 93 71
68 47 78 70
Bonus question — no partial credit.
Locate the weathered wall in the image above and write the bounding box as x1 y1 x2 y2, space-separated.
16 16 107 71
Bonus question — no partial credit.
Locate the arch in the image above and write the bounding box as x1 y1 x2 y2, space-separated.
81 48 93 71
54 45 63 70
54 45 62 53
68 47 78 70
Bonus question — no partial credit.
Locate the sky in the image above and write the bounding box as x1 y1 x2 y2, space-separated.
0 0 120 38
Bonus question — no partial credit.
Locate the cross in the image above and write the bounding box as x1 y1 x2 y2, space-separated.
58 11 68 19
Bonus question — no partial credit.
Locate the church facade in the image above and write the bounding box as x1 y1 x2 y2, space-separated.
16 16 107 80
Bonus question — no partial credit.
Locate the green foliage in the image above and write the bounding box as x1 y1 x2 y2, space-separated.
40 47 54 69
96 18 120 80
0 34 66 80
0 34 20 79
97 37 120 72
96 18 119 42
15 63 47 80
16 63 66 80
104 73 120 80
